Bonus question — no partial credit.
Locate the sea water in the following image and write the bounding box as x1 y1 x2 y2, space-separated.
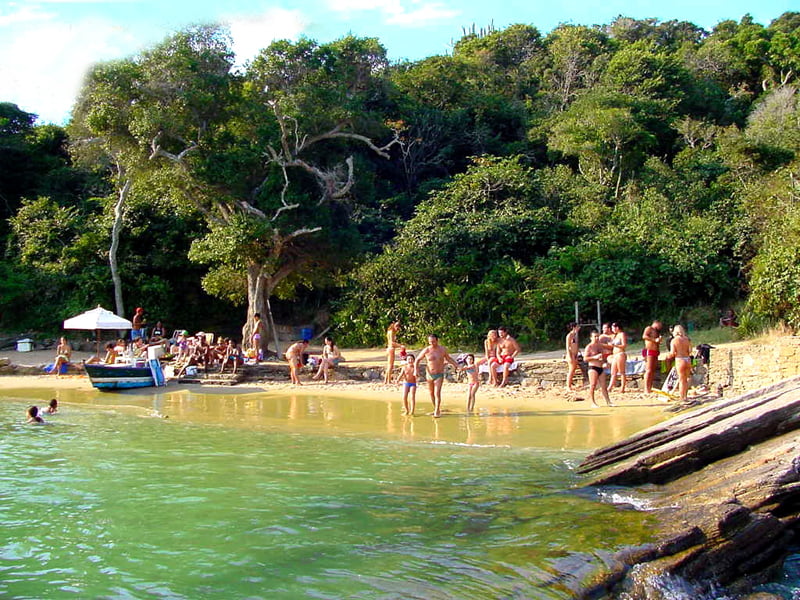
1 387 794 599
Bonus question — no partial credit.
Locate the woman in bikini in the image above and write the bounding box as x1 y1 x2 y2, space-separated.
606 323 628 393
484 330 500 386
667 324 693 401
384 321 405 385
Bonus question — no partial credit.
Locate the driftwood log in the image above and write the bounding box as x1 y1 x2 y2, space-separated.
574 376 800 599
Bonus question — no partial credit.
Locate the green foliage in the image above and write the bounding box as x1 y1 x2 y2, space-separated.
7 13 800 343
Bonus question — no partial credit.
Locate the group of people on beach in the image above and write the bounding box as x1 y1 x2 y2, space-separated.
384 323 523 418
566 320 695 406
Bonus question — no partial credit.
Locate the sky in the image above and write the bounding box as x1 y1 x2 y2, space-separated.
0 0 795 125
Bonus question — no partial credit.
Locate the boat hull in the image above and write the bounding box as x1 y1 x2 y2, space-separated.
84 363 155 390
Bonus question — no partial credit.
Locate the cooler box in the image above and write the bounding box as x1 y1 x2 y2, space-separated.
300 327 313 341
16 338 33 352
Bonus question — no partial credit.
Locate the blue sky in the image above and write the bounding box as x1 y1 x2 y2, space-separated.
0 0 794 125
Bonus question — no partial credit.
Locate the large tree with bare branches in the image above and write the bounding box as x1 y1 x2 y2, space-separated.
71 26 396 355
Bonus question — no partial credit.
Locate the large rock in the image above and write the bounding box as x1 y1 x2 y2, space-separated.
573 376 800 598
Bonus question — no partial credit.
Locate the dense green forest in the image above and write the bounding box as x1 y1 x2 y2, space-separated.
1 13 799 349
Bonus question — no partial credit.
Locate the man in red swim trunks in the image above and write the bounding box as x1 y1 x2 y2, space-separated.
641 320 662 394
497 326 521 388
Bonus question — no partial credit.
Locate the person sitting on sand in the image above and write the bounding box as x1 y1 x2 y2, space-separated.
414 334 459 418
285 339 309 385
565 323 581 391
219 339 243 375
42 399 58 414
606 323 628 393
52 336 72 376
26 405 44 424
667 324 693 402
584 330 613 408
396 354 418 416
150 321 165 343
312 336 342 384
496 326 521 388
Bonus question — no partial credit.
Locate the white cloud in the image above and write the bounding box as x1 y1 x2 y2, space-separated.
0 4 57 26
325 0 459 27
226 7 309 65
0 17 142 123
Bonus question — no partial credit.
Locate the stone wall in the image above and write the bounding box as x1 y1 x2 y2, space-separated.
707 336 800 396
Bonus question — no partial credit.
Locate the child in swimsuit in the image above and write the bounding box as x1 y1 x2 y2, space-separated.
397 354 418 416
459 354 484 414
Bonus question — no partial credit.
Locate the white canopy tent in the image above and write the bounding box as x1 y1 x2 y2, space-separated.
63 306 132 355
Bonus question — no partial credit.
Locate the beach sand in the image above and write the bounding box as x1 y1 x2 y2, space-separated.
1 347 676 415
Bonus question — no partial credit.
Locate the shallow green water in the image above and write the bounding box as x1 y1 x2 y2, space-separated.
1 388 666 599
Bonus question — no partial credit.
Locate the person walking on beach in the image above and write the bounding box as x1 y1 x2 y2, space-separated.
641 320 663 394
384 321 405 384
497 326 521 387
584 331 613 408
415 334 459 418
667 325 692 401
565 323 581 391
396 354 418 416
607 323 628 393
285 339 308 385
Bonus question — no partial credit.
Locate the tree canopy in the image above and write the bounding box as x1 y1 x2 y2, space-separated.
2 13 800 348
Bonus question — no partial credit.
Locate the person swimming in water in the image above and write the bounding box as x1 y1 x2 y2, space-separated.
26 405 44 424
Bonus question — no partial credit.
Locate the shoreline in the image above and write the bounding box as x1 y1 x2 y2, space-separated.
0 371 680 415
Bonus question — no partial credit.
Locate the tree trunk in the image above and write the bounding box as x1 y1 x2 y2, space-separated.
242 263 283 358
110 178 129 322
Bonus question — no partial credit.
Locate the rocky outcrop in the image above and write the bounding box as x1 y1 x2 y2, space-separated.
576 376 800 599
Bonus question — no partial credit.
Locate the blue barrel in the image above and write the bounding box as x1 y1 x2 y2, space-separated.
300 327 313 341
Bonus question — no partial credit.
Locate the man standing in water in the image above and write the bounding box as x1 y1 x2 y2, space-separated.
414 334 459 418
641 320 663 394
497 326 521 387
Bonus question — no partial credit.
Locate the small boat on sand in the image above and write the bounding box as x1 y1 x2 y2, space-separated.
84 359 166 390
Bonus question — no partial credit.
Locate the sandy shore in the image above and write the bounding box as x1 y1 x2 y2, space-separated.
0 347 678 415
